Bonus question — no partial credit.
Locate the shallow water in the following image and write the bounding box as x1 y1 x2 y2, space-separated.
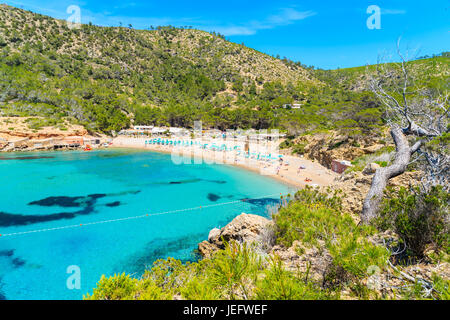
0 149 293 300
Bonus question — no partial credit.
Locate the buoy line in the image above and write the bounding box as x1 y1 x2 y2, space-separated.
0 193 289 238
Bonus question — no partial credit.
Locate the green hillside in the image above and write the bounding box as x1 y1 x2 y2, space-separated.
0 4 318 133
0 4 447 136
314 55 450 92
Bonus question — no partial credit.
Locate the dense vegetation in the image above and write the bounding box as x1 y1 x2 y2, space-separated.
1 4 428 137
378 186 449 260
1 5 447 137
86 188 449 300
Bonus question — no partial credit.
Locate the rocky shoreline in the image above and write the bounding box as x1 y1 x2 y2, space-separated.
197 209 449 299
0 117 110 152
195 164 444 299
198 213 335 283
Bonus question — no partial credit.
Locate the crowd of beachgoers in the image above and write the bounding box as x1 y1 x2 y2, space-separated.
112 136 338 188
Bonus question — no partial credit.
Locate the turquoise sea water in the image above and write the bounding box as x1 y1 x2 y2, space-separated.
0 149 293 300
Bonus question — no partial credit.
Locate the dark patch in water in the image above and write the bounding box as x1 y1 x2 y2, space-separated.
207 193 221 202
0 206 95 227
122 234 203 275
0 250 14 257
106 201 121 207
243 197 281 207
28 194 105 208
169 179 201 185
2 190 141 227
0 277 5 300
89 194 108 200
28 191 138 208
95 151 137 159
0 249 26 269
205 179 227 184
0 156 54 161
12 257 25 268
155 179 225 186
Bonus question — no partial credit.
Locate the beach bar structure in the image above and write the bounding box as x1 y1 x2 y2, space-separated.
9 137 30 149
133 125 154 132
331 160 353 174
83 137 101 145
64 136 84 145
53 136 85 149
32 138 60 149
151 127 168 135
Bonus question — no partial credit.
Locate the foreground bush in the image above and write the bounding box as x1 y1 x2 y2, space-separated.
86 187 447 300
378 186 449 259
85 240 334 300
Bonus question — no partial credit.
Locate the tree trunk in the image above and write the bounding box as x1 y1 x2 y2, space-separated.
361 125 417 224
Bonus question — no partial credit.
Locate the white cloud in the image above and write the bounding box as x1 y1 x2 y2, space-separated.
212 8 316 36
381 9 406 15
214 26 256 36
4 1 315 37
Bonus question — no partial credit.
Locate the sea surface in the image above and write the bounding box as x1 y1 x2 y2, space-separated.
0 149 293 300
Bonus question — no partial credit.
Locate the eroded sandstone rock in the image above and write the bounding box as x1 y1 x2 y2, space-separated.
198 213 272 258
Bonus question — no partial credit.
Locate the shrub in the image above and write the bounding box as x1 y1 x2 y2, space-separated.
275 187 388 295
292 143 306 155
206 241 262 300
255 256 329 300
84 273 137 300
378 186 449 259
274 187 348 247
279 139 294 149
328 235 389 279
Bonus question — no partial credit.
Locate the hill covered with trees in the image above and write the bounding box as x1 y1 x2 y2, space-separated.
0 4 448 139
0 4 318 133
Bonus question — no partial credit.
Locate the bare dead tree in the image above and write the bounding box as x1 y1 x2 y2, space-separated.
361 42 449 224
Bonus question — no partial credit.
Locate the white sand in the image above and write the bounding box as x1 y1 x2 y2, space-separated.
111 136 338 189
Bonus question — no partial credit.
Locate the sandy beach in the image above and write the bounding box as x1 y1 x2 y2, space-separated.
112 137 338 190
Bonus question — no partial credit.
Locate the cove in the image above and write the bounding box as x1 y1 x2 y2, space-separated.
0 149 293 300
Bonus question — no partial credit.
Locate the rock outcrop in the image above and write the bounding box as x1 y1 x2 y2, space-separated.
332 170 423 220
198 214 333 282
198 213 273 258
293 132 387 169
271 240 333 282
0 117 89 141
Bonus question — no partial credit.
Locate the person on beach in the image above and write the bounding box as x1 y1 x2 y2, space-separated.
297 165 306 174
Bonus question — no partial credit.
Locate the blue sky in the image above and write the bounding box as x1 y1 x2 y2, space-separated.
2 0 449 69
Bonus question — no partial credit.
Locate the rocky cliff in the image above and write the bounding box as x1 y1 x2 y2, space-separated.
198 213 273 258
332 169 423 220
286 131 388 169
